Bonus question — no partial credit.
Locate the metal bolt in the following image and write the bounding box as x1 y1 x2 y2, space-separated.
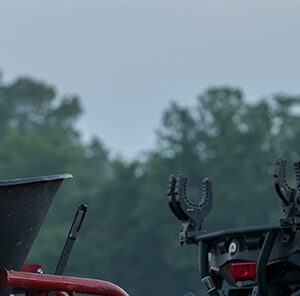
36 268 44 274
229 241 238 255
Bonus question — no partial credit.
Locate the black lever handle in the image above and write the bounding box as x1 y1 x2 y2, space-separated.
54 203 87 276
47 204 87 296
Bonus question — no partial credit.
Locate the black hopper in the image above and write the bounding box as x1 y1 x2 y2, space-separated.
0 174 72 271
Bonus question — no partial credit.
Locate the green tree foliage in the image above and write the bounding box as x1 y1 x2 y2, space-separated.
1 73 300 296
0 75 111 273
108 87 300 295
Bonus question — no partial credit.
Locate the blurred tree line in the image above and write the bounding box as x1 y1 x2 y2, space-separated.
1 74 300 295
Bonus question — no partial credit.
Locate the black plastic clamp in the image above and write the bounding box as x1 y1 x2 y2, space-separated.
167 174 213 244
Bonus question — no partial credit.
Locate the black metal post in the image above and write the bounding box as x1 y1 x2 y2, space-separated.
256 229 277 296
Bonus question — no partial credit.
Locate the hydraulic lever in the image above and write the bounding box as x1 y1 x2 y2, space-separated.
54 204 87 276
48 204 87 296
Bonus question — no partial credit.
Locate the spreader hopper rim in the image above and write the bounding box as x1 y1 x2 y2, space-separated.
0 174 73 187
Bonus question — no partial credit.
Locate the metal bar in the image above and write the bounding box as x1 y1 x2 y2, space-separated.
54 204 87 276
199 241 208 278
199 242 220 296
47 204 88 296
0 269 129 296
256 228 278 296
193 224 279 242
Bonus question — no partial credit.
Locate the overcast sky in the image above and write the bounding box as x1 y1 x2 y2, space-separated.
1 1 300 159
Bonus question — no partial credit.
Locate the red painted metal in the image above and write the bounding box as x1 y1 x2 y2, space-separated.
0 269 129 296
21 264 45 274
56 291 69 296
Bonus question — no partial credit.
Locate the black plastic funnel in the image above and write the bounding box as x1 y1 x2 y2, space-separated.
0 174 72 271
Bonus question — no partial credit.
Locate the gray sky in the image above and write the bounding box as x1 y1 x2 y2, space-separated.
1 1 300 159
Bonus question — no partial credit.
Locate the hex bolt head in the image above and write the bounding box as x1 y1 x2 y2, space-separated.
36 268 44 274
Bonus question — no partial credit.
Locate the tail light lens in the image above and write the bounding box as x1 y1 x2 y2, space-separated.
223 260 257 282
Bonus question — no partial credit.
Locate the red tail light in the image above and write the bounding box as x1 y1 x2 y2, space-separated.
223 260 257 282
